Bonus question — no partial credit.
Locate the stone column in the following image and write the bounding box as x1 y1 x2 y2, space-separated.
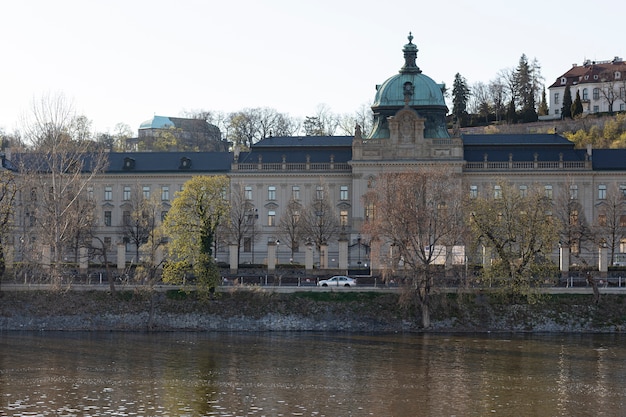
117 243 126 271
320 244 328 269
305 242 314 271
560 245 570 278
338 237 348 271
482 245 491 268
79 247 88 274
41 245 51 270
229 244 239 273
267 241 277 272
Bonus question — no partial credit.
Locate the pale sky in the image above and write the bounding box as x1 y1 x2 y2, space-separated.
1 0 625 135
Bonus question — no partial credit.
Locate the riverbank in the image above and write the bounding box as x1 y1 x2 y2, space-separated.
1 288 625 332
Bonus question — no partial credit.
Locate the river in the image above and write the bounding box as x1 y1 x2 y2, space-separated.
1 332 625 416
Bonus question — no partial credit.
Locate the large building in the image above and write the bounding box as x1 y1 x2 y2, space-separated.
548 57 626 118
7 35 626 274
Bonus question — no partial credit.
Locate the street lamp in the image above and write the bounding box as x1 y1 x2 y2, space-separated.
357 234 362 270
249 208 258 264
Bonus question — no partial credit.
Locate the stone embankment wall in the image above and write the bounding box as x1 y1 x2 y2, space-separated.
1 289 625 332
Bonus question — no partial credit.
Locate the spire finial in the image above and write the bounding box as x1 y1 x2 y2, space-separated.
400 32 421 74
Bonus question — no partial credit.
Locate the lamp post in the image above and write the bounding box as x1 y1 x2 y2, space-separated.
249 208 258 264
276 239 280 265
357 234 362 270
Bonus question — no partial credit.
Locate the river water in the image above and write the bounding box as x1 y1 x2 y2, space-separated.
1 332 625 416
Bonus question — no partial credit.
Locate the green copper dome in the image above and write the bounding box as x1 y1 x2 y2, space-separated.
369 33 449 139
372 33 447 109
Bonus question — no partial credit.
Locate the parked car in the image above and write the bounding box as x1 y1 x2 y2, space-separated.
317 275 357 287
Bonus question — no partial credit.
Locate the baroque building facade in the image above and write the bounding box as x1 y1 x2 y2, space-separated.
7 35 626 274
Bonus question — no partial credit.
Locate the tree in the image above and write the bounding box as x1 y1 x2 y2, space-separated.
488 78 507 122
0 171 17 277
17 93 108 285
594 184 626 266
227 107 296 148
599 71 619 115
571 90 584 118
468 181 558 297
299 181 340 255
470 82 492 124
538 87 549 116
363 168 465 328
277 198 304 261
162 175 229 292
452 73 471 126
553 180 594 265
561 86 573 119
515 54 538 122
222 182 257 265
120 184 160 265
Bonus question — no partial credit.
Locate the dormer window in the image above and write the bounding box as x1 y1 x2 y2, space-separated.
616 71 622 79
179 157 191 169
594 74 598 80
561 77 567 85
123 157 135 170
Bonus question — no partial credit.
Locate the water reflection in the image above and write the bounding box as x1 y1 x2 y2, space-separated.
1 332 626 416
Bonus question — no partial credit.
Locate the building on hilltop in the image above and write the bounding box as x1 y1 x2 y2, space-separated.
6 35 626 278
125 115 228 152
548 57 626 118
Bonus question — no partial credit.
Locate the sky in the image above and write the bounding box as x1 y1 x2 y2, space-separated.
2 0 625 135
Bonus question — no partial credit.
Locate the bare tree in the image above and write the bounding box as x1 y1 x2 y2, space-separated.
222 182 257 265
17 94 108 285
470 82 492 124
599 71 619 114
120 184 160 265
0 170 18 277
595 184 626 265
363 168 465 328
299 180 340 254
488 78 507 123
277 197 304 261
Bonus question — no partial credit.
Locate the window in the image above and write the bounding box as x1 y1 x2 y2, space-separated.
620 87 626 99
243 237 251 252
316 185 324 200
620 184 626 197
161 211 168 222
87 187 94 201
571 239 580 254
340 210 348 226
593 88 600 100
142 186 150 199
340 185 349 201
616 71 622 80
469 185 478 198
593 105 599 113
570 210 579 225
122 210 130 226
554 92 560 105
104 186 112 201
123 186 131 201
598 214 607 227
621 104 626 112
268 210 276 226
161 186 169 201
569 184 578 200
598 184 607 200
620 215 626 228
268 186 276 201
104 210 112 226
104 237 111 249
621 239 626 253
292 186 300 200
494 185 502 199
545 185 553 199
583 88 589 100
245 186 252 200
519 185 527 197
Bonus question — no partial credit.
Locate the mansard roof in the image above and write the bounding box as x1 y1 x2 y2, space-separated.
253 136 353 148
105 152 232 173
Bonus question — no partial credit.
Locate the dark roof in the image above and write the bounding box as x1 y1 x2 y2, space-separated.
462 133 574 146
591 149 626 170
253 136 353 148
105 152 232 173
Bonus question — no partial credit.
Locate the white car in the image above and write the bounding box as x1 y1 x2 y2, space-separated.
317 275 357 287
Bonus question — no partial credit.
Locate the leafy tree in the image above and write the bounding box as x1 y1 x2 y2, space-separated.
452 73 471 126
363 168 465 328
561 86 573 119
571 90 583 118
162 175 229 292
468 181 558 298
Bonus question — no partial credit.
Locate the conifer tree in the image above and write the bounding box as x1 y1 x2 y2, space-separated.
561 86 573 119
452 73 471 126
571 90 583 118
538 87 549 116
